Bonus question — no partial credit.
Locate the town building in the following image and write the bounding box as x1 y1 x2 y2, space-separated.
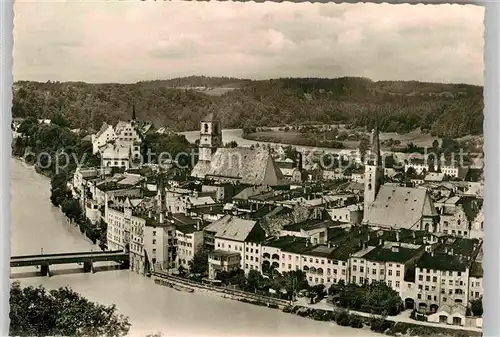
413 237 482 320
208 250 241 280
91 107 143 168
203 215 267 274
434 196 483 237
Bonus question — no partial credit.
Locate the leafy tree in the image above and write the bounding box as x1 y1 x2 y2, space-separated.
61 198 82 221
12 78 483 137
225 141 238 148
470 297 483 316
52 113 70 128
188 250 209 275
9 281 131 337
178 265 186 277
246 269 264 292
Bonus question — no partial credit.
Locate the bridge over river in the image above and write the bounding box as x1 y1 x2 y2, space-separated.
10 250 129 276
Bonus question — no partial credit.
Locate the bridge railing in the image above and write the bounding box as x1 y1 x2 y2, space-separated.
10 250 126 260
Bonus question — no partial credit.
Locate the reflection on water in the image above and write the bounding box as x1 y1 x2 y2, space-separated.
11 158 377 337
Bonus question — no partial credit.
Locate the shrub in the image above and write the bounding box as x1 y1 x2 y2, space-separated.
268 303 279 309
334 309 351 326
349 314 364 328
282 305 294 313
322 311 335 321
369 315 394 333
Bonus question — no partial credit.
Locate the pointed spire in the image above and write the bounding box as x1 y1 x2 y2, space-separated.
368 126 381 166
132 104 136 121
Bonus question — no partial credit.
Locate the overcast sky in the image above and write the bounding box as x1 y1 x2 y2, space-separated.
13 1 484 85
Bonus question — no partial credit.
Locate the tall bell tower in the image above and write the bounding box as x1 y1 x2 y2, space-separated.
364 127 384 208
198 111 222 162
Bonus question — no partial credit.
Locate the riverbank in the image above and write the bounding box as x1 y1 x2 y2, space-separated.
150 272 481 337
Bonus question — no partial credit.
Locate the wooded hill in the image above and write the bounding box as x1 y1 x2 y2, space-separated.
12 76 483 138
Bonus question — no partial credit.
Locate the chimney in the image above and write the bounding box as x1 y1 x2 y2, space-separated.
148 210 152 218
196 221 200 231
159 211 164 224
396 231 400 242
328 241 331 248
431 250 434 257
391 245 399 253
412 231 416 239
306 239 310 247
379 238 383 246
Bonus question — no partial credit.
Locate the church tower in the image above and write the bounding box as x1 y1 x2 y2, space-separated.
364 127 384 208
130 104 137 127
198 111 222 162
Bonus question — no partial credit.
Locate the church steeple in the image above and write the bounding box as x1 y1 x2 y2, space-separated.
198 109 223 162
364 125 384 208
132 104 136 121
367 127 381 166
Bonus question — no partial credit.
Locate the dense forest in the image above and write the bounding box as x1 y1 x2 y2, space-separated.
12 76 483 138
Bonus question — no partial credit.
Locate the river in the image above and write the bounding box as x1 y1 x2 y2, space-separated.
11 158 379 337
180 128 343 154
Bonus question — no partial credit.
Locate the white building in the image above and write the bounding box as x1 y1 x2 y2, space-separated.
204 215 267 274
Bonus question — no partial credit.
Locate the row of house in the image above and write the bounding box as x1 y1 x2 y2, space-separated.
65 111 485 329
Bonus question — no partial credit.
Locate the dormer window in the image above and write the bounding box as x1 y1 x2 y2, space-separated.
204 123 209 132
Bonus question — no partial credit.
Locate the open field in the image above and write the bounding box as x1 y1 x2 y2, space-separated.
245 128 440 150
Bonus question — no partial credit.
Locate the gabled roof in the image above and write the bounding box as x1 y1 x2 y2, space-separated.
204 215 261 242
363 186 438 229
191 148 286 186
233 185 272 201
95 122 112 139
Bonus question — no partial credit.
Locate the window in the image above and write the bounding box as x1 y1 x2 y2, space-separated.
396 270 400 277
360 267 364 273
360 277 364 283
153 231 156 236
353 265 357 271
152 249 156 254
152 239 156 244
457 272 462 277
372 269 376 275
418 275 423 281
433 276 437 282
395 281 400 288
388 280 392 287
417 294 422 299
388 270 392 276
352 276 356 283
426 275 430 282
